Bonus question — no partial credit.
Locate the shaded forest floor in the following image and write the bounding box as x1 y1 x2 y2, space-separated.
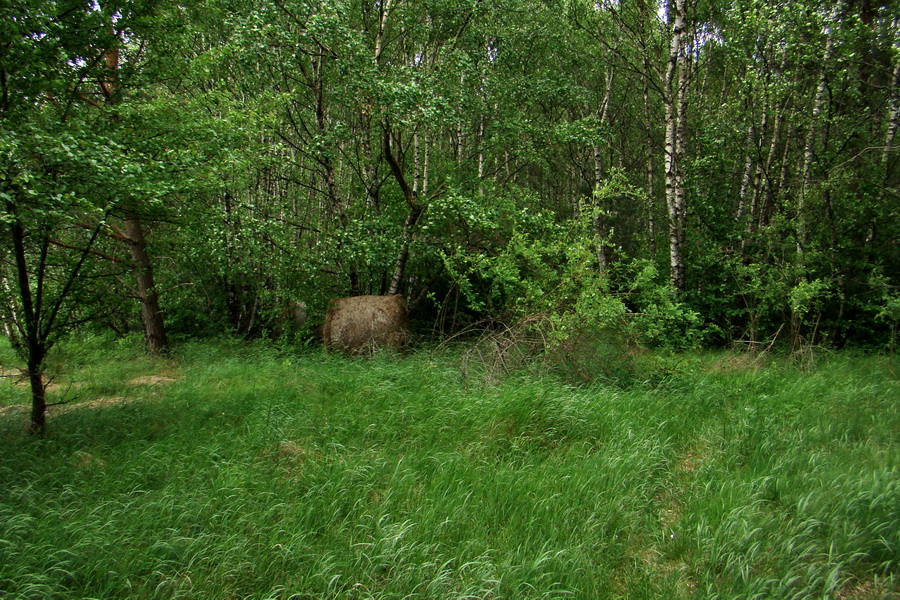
0 336 898 599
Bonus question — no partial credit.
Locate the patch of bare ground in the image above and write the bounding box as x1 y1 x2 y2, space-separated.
707 351 767 374
2 369 81 391
1 396 135 420
657 492 682 529
676 448 704 475
128 375 181 386
52 396 130 414
657 446 706 527
46 380 79 396
72 450 106 469
1 366 181 421
0 404 27 417
260 440 322 475
836 578 899 600
0 369 26 391
0 366 22 379
641 446 708 596
631 546 698 598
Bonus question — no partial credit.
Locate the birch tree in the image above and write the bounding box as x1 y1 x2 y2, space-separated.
663 0 692 294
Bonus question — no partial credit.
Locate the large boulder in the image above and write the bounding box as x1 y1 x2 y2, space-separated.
322 295 410 355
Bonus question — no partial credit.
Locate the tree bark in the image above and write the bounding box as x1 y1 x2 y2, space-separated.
388 204 425 296
664 0 689 294
594 69 614 273
736 119 757 225
884 61 900 166
8 200 49 434
758 98 786 231
0 274 21 345
477 114 486 196
374 0 393 63
28 360 47 435
867 30 900 248
101 40 169 352
798 4 839 252
737 105 770 247
125 215 168 353
384 126 425 296
883 17 900 167
643 63 657 256
746 110 769 237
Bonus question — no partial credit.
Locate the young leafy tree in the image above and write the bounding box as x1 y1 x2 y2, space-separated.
0 0 183 431
0 2 126 432
0 156 116 434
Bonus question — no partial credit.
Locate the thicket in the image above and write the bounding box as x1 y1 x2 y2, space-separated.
1 1 899 431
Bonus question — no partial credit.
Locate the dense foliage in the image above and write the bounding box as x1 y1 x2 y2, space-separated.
1 0 899 404
1 2 898 591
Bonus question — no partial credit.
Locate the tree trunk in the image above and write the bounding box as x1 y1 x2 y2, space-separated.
28 360 47 435
125 215 168 353
401 129 430 299
306 51 359 295
736 120 757 224
388 204 425 296
101 39 168 353
798 4 839 252
758 100 786 231
384 125 425 296
0 275 21 345
374 0 393 63
882 17 900 170
883 56 900 166
746 111 768 237
871 24 900 247
594 69 614 273
8 200 49 434
664 0 689 294
643 63 657 256
477 114 486 196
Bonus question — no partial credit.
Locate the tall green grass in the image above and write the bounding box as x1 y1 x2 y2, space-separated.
0 338 897 599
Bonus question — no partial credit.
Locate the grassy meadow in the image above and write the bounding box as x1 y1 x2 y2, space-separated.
0 336 897 599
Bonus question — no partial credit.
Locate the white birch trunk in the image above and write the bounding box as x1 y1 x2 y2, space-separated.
643 65 657 256
374 0 393 63
871 19 900 247
456 72 465 167
422 131 430 197
477 114 486 196
758 74 787 232
413 129 421 197
799 3 839 251
883 17 900 165
736 122 757 223
594 69 615 273
664 0 689 294
742 107 769 242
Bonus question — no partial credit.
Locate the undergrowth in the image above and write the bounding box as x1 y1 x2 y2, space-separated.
0 337 897 599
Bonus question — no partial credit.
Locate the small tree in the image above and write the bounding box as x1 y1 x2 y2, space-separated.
0 115 124 433
0 0 145 432
1 182 115 434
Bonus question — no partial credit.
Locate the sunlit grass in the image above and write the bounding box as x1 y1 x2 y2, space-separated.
0 339 897 599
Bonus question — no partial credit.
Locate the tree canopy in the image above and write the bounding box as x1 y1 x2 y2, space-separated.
2 0 899 428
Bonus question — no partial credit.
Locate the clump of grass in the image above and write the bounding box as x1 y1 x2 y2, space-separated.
0 340 897 599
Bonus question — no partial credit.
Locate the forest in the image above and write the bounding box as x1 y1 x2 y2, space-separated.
2 0 900 432
1 3 900 597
